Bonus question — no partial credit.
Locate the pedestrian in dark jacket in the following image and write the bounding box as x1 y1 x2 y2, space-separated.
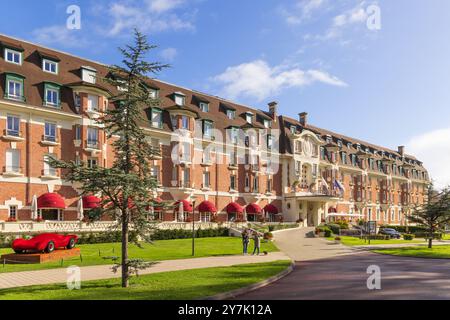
252 232 261 256
242 229 250 255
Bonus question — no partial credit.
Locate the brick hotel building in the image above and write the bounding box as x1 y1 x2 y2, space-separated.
0 34 429 227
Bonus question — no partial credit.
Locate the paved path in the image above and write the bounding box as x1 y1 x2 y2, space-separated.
272 227 356 261
0 252 290 290
238 228 450 300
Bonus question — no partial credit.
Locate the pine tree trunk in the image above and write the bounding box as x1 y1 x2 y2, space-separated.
121 209 129 288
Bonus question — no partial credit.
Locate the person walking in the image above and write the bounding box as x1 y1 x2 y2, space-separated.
242 229 250 255
252 231 261 256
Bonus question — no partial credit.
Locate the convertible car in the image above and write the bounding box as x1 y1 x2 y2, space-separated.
12 233 78 254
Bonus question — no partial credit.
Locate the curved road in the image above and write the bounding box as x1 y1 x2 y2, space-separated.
238 228 450 300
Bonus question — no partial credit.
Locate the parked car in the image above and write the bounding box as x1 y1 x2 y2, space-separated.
379 228 401 239
12 233 78 254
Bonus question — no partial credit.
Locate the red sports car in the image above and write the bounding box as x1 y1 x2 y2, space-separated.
12 233 78 254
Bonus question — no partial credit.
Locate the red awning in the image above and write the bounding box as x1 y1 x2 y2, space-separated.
198 201 217 213
148 198 164 211
38 193 66 209
246 203 262 215
83 196 101 209
264 204 279 215
174 200 193 213
226 202 244 214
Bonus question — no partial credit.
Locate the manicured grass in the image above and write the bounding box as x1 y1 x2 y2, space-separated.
0 260 291 300
326 236 424 247
0 237 278 273
374 245 450 259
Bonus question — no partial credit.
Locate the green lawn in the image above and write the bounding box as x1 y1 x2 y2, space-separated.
326 236 424 247
374 245 450 259
0 260 291 300
0 237 278 273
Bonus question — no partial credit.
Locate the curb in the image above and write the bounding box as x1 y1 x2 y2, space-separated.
271 227 303 235
202 260 295 300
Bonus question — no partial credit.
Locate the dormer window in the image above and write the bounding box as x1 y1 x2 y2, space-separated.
151 108 163 129
290 126 296 134
4 73 25 102
337 140 343 148
149 88 159 99
44 83 61 108
199 102 209 112
226 109 235 120
5 48 22 65
325 135 332 144
43 59 58 74
245 112 253 124
81 66 97 84
263 119 271 128
174 92 185 106
347 142 352 149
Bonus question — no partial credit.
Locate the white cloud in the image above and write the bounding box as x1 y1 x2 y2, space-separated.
281 0 327 25
147 0 185 13
322 3 369 39
106 1 195 37
160 47 178 62
31 25 88 48
212 59 347 101
407 128 450 189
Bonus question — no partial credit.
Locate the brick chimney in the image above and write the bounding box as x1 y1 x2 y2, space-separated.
299 112 308 126
268 101 278 119
398 146 405 156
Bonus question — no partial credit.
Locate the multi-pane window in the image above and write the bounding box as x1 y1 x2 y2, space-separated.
151 108 163 128
150 165 161 184
253 176 259 192
7 115 20 136
9 206 17 219
6 75 24 100
230 175 237 190
75 125 82 141
230 128 239 144
5 149 20 173
87 127 99 147
181 116 189 130
226 109 235 120
87 95 99 111
44 122 57 142
267 179 273 193
149 88 159 99
245 113 253 124
203 120 213 137
43 59 58 74
267 135 273 150
44 154 57 176
203 171 210 188
290 126 296 134
264 119 271 128
174 94 185 106
341 152 347 165
45 86 59 107
5 48 21 65
199 102 209 112
87 158 98 168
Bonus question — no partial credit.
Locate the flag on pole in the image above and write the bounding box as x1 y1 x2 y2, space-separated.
321 177 329 191
333 179 345 193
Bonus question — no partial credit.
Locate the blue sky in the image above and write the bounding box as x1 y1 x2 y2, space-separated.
1 0 450 187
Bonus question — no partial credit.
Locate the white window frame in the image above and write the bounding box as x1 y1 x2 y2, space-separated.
45 87 59 107
226 110 235 120
9 205 18 219
42 59 58 74
6 149 20 173
87 95 99 112
174 95 185 106
44 154 57 177
7 115 20 136
151 109 163 128
7 79 23 100
199 102 209 112
87 157 98 169
5 48 22 65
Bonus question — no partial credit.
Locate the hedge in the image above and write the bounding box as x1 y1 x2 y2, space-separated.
380 225 428 234
150 227 230 241
403 234 415 241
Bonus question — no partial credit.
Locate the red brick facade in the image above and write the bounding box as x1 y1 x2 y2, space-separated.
0 35 429 226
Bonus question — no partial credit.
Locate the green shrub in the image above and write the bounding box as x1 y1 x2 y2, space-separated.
324 229 332 237
326 224 341 235
403 234 415 241
414 232 442 240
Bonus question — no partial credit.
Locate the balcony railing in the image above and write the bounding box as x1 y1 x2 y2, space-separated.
179 180 192 189
3 129 24 140
42 135 59 144
85 140 100 150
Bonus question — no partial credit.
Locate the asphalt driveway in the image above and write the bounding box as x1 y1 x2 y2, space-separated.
238 228 450 300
